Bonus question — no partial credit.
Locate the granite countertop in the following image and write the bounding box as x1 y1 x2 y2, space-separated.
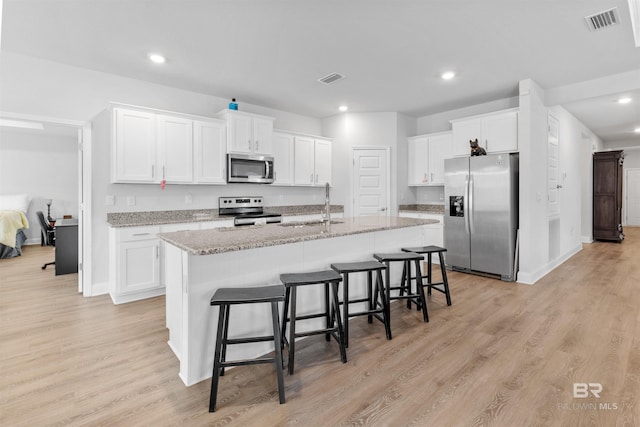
398 204 444 215
107 205 345 227
159 216 437 256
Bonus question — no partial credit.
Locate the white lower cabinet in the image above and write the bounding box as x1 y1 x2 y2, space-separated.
109 220 233 304
110 225 162 304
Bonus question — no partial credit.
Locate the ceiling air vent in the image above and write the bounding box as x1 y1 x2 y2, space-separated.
318 72 345 85
585 7 620 31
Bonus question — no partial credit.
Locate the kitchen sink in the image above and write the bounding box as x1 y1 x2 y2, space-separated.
278 220 344 228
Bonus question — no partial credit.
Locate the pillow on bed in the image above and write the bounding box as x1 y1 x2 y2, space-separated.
0 194 31 213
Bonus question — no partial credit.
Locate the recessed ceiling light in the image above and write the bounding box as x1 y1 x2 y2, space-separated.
148 53 166 64
618 97 632 104
441 71 455 80
339 105 349 112
634 127 640 133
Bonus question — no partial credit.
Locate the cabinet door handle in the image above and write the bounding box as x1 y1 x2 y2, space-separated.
485 139 489 151
315 173 319 183
248 140 251 150
132 233 150 236
256 140 259 151
151 165 155 178
310 173 313 183
163 165 166 179
155 245 159 259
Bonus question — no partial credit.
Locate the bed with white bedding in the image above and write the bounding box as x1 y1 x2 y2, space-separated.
0 195 30 259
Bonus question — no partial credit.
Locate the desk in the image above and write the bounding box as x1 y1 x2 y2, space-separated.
54 218 78 275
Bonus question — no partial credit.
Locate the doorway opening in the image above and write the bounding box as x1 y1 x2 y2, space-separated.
0 112 91 295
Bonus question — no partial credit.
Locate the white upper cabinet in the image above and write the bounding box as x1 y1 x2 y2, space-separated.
483 110 518 153
157 115 193 183
408 136 430 185
451 109 518 157
289 133 333 187
111 106 226 185
408 132 452 186
314 138 332 186
428 133 453 185
272 131 295 185
193 119 227 184
219 110 275 155
451 118 482 157
113 109 156 183
294 135 315 186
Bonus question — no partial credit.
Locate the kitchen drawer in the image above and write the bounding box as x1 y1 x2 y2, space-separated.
161 223 200 233
200 220 234 230
116 225 161 242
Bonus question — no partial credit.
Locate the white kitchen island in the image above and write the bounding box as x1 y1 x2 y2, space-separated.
159 216 439 386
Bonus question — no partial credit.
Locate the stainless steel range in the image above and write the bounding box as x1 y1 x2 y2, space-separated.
218 196 282 226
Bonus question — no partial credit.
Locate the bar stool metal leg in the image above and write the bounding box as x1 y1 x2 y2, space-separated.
331 281 347 363
439 252 452 306
270 301 286 404
209 303 228 412
376 269 392 340
287 286 298 375
414 259 429 322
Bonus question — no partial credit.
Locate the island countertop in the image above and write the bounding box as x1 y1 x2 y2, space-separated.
158 215 438 256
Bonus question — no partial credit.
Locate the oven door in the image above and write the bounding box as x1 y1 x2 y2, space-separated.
227 153 274 183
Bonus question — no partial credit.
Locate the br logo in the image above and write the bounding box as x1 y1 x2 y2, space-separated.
573 383 603 398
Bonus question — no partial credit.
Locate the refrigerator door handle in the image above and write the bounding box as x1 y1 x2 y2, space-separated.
468 174 475 234
464 174 470 234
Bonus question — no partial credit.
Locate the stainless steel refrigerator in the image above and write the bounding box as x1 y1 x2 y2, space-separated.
444 153 519 281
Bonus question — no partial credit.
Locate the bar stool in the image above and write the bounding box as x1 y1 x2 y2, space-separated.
401 246 452 306
280 270 347 374
373 252 429 327
209 285 286 412
330 261 391 347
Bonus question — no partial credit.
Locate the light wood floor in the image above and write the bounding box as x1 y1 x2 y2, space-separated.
1 231 639 426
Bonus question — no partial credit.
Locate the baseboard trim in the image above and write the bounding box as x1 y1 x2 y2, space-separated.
517 243 583 285
89 281 109 297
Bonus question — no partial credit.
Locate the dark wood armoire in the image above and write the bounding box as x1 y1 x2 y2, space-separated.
593 150 624 242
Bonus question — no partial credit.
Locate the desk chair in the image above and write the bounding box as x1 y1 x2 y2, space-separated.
36 211 55 270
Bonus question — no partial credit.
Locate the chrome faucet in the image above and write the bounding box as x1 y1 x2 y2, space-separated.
322 182 331 233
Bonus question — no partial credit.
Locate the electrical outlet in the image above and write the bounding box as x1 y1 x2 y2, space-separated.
185 194 192 204
105 195 115 206
127 196 136 206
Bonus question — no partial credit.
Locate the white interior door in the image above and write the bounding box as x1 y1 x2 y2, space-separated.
626 168 640 226
547 114 560 217
352 148 389 216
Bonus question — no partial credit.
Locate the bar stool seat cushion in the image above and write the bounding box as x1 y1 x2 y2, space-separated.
210 285 285 305
331 260 387 273
280 270 342 286
401 245 447 254
373 252 424 262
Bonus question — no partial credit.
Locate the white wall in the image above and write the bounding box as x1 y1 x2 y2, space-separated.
0 128 78 243
516 79 549 284
547 105 597 254
0 51 325 294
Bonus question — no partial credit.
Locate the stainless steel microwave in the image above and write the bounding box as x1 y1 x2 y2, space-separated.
227 153 274 184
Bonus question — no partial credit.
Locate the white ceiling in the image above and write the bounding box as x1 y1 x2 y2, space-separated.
1 0 639 141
